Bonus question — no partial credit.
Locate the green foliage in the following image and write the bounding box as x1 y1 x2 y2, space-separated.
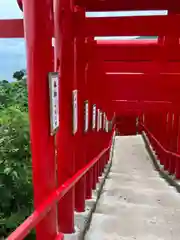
0 71 33 238
0 75 28 111
13 70 26 81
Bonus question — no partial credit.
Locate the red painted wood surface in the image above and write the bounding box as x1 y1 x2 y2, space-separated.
116 115 137 135
100 74 180 103
103 61 180 74
23 0 57 239
76 0 179 11
0 19 24 38
84 15 180 37
96 42 180 61
74 7 87 213
54 0 75 233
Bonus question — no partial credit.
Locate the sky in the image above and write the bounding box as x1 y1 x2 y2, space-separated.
0 0 25 81
0 1 167 80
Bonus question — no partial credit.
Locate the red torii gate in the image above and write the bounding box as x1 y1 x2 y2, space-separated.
0 0 180 239
87 32 180 172
93 36 180 175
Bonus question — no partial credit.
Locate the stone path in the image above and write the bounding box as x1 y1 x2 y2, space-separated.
85 135 180 240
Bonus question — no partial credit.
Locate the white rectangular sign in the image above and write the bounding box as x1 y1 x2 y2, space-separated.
97 109 100 132
105 119 109 132
103 113 106 130
72 90 78 135
99 111 103 129
92 104 96 130
84 100 89 132
49 72 59 135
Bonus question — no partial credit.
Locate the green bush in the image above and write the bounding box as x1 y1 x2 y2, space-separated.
0 107 33 237
0 74 33 238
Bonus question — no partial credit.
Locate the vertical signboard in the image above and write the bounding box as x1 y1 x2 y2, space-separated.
49 72 59 135
72 90 78 135
103 113 106 130
92 104 96 130
84 100 89 132
105 119 109 132
97 109 100 132
99 111 102 130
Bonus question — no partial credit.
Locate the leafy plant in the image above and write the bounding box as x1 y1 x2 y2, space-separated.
0 72 33 238
13 70 26 81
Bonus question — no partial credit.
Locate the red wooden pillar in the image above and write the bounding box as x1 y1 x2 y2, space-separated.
138 113 143 134
176 115 180 178
87 51 96 191
155 112 163 159
106 108 114 164
88 40 100 189
23 0 57 239
54 0 75 233
74 7 87 211
169 113 179 174
85 61 93 199
164 112 173 171
162 112 169 165
96 108 101 181
99 68 110 172
95 49 106 180
86 39 98 196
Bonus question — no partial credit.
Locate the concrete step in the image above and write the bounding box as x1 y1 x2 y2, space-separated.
85 135 180 240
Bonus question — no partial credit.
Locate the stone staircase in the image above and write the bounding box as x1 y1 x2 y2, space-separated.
85 135 180 240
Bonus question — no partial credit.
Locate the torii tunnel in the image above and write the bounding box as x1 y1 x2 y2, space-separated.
2 0 180 239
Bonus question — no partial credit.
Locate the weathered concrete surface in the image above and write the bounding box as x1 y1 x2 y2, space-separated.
85 135 180 240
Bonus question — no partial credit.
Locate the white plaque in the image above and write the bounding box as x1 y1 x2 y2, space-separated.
49 72 59 135
99 111 103 129
72 90 78 134
103 113 106 130
105 119 109 132
92 104 96 130
97 109 100 131
84 100 89 132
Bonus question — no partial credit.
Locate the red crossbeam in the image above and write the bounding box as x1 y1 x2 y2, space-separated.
84 15 180 37
0 19 24 38
113 101 172 115
103 62 180 73
75 0 179 11
102 74 180 102
97 44 160 61
96 44 180 61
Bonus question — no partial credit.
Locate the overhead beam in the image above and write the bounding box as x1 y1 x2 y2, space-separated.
83 15 180 37
96 44 160 61
75 0 179 11
103 62 180 73
100 74 180 102
112 101 173 115
0 19 24 38
96 44 180 61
